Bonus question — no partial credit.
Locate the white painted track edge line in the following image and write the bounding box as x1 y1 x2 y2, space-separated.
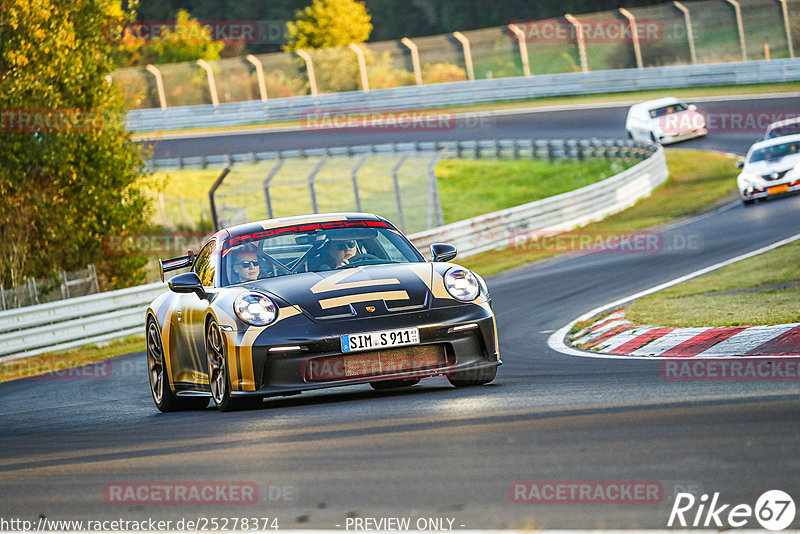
547 232 800 360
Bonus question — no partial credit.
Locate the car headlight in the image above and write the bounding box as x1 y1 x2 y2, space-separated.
738 172 758 185
444 267 480 302
234 292 277 326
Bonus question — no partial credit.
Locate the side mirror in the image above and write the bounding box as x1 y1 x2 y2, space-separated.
735 160 744 169
688 104 697 111
168 272 207 300
430 243 457 262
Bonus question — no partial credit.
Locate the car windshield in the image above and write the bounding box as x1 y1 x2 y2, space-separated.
649 103 688 118
766 122 800 139
220 224 424 286
748 140 800 163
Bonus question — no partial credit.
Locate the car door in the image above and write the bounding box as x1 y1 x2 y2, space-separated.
172 240 217 386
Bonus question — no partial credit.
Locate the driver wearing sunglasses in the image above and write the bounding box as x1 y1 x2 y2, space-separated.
230 244 261 282
312 239 358 270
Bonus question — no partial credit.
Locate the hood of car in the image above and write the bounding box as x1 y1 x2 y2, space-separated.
743 155 800 177
653 109 705 134
247 263 435 320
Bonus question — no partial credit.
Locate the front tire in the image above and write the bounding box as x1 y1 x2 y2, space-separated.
147 318 208 412
447 364 498 387
206 319 262 412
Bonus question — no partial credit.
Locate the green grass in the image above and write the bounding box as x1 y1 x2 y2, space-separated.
459 149 740 276
436 158 630 223
626 239 800 327
0 336 145 383
131 81 800 138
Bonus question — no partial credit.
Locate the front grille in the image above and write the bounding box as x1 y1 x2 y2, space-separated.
762 169 790 181
305 344 451 381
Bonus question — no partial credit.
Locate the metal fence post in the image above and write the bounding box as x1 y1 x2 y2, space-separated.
673 2 698 65
427 150 445 229
89 264 99 293
619 8 643 69
778 0 794 58
144 64 168 109
452 32 475 81
725 0 748 61
307 156 328 214
295 50 319 96
209 167 231 231
349 43 370 92
401 38 423 85
196 59 220 107
351 156 368 212
62 270 70 299
392 154 409 231
0 283 5 311
565 14 589 73
508 24 532 77
28 278 38 304
245 54 269 102
262 159 285 219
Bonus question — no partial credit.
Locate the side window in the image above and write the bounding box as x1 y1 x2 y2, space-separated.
193 241 217 287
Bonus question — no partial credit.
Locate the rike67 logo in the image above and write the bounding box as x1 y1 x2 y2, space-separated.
668 490 796 530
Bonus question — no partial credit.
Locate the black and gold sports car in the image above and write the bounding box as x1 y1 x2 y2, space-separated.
146 213 500 412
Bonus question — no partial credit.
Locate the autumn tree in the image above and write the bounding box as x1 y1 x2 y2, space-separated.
112 9 224 67
0 0 153 289
284 0 372 51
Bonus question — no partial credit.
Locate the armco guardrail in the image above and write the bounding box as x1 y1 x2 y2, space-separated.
127 59 800 132
0 282 165 360
1 142 664 360
409 144 668 257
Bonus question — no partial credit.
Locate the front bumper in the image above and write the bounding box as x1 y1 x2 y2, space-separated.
659 127 707 145
227 303 500 396
740 180 800 201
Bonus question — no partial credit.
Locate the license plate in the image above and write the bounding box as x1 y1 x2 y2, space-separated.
341 327 419 353
768 184 789 195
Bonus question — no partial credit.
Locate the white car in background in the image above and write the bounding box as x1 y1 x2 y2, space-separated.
625 97 707 144
736 134 800 205
764 116 800 139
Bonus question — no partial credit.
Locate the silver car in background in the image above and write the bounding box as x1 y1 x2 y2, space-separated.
736 134 800 205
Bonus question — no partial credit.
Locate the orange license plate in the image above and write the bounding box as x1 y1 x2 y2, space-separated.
768 184 789 195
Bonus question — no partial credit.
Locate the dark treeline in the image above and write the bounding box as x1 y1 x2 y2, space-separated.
134 0 672 52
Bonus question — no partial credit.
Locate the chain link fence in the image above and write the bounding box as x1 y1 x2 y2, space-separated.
0 265 99 311
112 0 799 109
161 139 653 234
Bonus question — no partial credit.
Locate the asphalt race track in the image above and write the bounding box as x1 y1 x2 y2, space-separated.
148 94 800 158
2 93 800 530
